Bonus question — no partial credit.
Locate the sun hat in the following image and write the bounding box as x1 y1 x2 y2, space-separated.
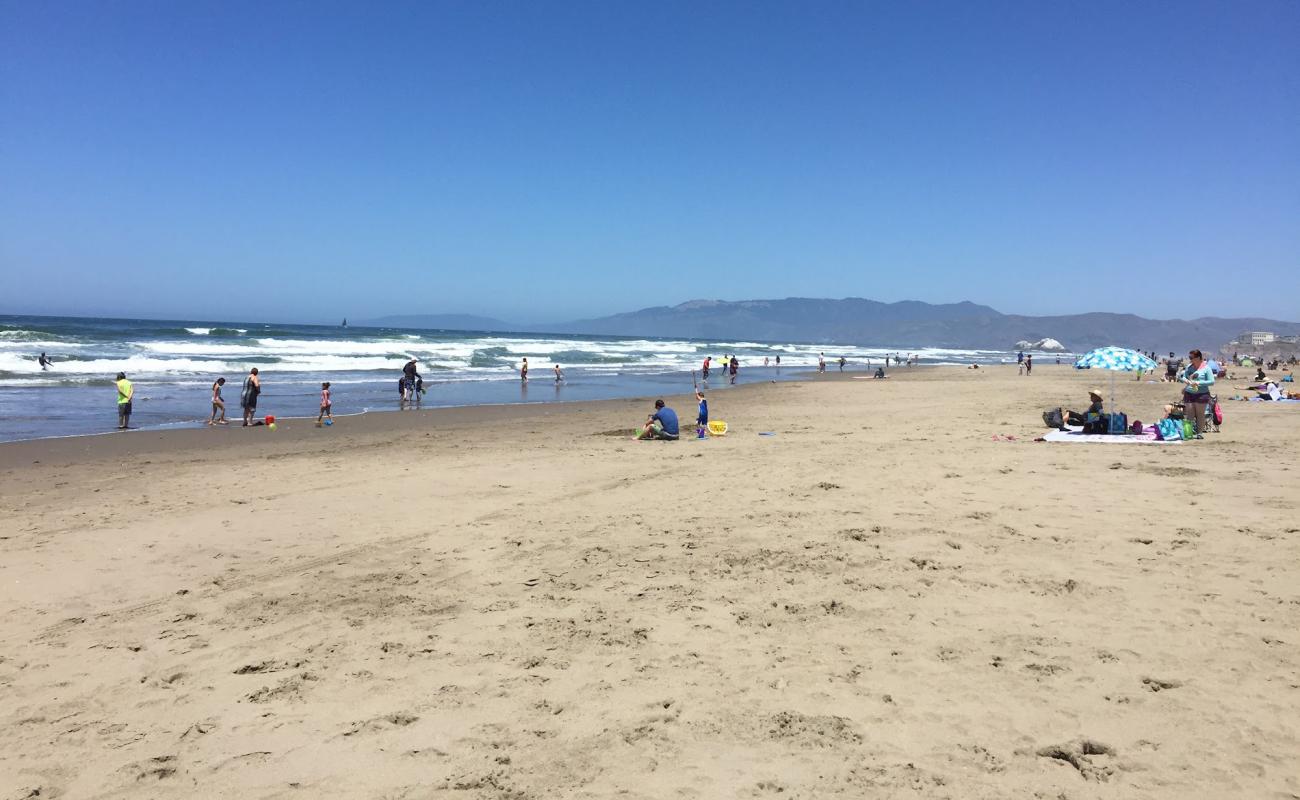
1088 388 1103 398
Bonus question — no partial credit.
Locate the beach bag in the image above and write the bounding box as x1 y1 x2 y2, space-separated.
1107 412 1128 435
1213 402 1224 425
1130 420 1143 435
1156 418 1183 441
1182 419 1195 439
1042 409 1064 429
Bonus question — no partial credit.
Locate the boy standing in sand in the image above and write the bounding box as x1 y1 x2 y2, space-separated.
115 372 133 429
317 382 332 426
695 389 708 434
208 377 228 425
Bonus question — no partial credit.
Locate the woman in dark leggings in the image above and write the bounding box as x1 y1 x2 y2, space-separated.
1180 349 1215 438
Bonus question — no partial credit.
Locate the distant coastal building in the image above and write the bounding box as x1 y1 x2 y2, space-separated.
1240 331 1276 346
1280 334 1299 344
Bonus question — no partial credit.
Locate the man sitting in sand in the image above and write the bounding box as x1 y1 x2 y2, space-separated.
1060 388 1104 429
873 367 887 379
637 398 679 441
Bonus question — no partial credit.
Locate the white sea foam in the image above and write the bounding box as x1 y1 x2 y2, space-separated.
185 327 212 335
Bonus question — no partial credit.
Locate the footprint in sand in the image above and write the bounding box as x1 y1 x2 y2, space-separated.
1033 738 1118 782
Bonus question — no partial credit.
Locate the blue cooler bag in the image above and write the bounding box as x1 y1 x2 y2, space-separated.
1107 412 1129 435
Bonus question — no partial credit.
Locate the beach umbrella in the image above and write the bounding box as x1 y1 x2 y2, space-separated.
1073 346 1157 408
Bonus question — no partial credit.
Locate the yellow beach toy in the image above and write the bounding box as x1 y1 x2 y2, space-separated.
707 420 728 436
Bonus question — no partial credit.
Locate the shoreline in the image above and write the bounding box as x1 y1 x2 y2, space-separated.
0 366 914 469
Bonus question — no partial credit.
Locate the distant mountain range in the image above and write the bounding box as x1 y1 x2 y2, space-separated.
360 299 1300 353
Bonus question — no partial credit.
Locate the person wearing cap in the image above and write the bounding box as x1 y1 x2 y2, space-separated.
1181 349 1215 438
637 398 679 441
115 372 134 429
1061 388 1105 430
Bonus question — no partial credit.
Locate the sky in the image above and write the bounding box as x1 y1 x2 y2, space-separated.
2 0 1298 325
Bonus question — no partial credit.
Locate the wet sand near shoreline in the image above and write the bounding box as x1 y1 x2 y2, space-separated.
1 365 1297 798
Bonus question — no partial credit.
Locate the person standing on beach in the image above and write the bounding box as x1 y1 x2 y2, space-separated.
1025 354 1033 375
702 356 711 382
520 358 529 381
208 377 228 425
695 389 708 435
818 353 826 373
554 364 563 383
401 358 421 404
1181 349 1215 438
115 372 133 429
729 355 739 384
241 367 260 427
838 356 847 372
317 382 332 426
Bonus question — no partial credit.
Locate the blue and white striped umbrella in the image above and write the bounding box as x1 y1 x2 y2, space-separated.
1073 346 1157 372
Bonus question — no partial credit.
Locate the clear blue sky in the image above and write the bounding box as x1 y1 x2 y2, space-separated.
2 0 1297 324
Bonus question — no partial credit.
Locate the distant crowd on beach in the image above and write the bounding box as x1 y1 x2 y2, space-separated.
98 347 1298 434
100 350 908 433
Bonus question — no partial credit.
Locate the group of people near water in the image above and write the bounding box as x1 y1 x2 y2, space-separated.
516 358 564 383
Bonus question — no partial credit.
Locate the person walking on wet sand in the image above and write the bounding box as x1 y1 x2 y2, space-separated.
241 367 261 427
317 382 332 426
818 353 826 373
701 355 711 382
838 356 847 372
554 364 563 383
115 372 134 429
520 358 529 381
208 377 228 425
729 355 739 384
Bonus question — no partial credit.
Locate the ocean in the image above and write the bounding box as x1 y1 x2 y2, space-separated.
0 315 1037 442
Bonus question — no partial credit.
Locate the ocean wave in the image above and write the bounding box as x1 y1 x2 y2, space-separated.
0 328 59 342
185 326 249 336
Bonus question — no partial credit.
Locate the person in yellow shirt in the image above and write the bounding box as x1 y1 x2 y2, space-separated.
115 372 134 430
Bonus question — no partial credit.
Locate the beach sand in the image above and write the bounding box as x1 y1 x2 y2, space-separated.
2 366 1297 798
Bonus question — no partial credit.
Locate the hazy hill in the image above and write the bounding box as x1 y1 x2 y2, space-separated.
554 298 1300 352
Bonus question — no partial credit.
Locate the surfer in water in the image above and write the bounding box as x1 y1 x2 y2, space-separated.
38 352 52 370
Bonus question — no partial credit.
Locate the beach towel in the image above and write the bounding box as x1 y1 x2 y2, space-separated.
1041 427 1179 444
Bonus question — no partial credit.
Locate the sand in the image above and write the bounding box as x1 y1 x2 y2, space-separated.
1 365 1297 799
